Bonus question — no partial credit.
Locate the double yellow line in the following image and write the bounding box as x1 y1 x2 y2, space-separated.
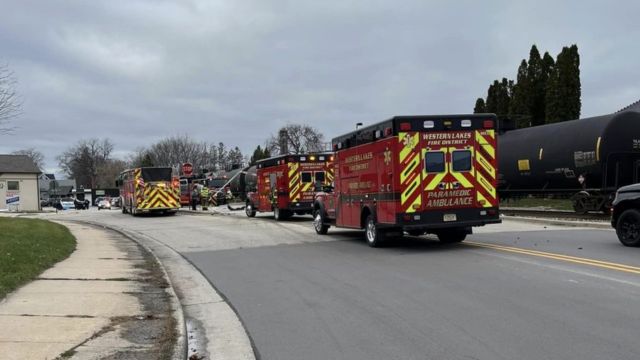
466 241 640 275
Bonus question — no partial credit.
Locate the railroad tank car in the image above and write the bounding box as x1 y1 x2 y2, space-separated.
498 110 640 213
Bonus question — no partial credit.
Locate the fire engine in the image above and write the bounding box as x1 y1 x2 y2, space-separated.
313 114 501 247
245 153 334 220
116 167 180 215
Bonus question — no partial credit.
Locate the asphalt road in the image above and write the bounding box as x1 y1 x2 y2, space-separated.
50 209 640 360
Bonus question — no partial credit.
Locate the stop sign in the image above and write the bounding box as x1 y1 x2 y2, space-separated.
182 163 193 176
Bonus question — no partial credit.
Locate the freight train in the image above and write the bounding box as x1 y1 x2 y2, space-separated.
498 109 640 213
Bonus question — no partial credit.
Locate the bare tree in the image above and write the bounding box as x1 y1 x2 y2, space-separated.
0 64 22 134
96 158 127 188
57 138 114 188
266 124 326 155
11 148 45 170
140 135 210 172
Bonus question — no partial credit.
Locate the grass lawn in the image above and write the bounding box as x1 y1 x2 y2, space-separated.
0 218 76 299
500 197 574 211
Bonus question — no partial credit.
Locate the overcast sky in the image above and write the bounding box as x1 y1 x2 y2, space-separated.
1 0 638 174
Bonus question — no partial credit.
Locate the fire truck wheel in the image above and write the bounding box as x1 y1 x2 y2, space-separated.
274 207 288 221
365 215 386 247
436 228 467 243
245 203 256 217
121 205 126 214
313 210 329 235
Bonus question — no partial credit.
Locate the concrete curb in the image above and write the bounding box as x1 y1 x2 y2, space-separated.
72 220 188 360
76 219 256 360
503 215 613 230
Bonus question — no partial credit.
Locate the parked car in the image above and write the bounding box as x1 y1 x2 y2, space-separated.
74 198 89 210
59 198 75 210
110 197 121 208
97 197 112 210
611 183 640 246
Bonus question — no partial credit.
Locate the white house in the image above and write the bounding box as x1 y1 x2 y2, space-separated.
0 155 41 211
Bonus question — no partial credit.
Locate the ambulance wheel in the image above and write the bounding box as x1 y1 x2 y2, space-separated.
245 202 256 217
436 228 467 243
365 215 386 247
313 210 329 235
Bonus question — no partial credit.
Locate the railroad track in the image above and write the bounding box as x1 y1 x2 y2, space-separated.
500 208 611 221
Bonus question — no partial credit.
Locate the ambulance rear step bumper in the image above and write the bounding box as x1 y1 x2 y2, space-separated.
391 208 501 229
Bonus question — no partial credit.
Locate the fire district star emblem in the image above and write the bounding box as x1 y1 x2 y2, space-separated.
384 148 391 165
402 133 414 149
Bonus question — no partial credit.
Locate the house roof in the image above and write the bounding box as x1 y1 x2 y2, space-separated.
0 155 41 174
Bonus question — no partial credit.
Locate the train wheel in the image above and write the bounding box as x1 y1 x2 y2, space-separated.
572 193 589 214
616 209 640 247
365 215 386 247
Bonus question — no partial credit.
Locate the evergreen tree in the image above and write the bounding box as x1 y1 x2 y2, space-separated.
141 153 154 167
485 81 499 114
527 45 546 126
510 59 531 128
496 78 512 118
546 45 581 123
474 98 486 113
250 145 270 165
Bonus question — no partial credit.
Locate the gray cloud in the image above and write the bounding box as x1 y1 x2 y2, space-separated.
0 0 638 174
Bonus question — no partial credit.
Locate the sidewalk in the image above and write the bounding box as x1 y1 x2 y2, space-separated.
0 222 181 360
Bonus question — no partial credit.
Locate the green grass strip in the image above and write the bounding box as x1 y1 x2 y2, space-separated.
0 218 76 299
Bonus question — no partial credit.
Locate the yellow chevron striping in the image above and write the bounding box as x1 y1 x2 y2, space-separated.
475 131 495 159
400 153 419 184
475 151 496 179
476 171 496 198
476 191 492 208
288 163 299 178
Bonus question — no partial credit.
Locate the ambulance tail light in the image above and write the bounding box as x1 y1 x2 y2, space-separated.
400 122 411 131
483 120 494 129
172 179 179 188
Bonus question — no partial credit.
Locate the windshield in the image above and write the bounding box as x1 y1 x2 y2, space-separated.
141 168 172 182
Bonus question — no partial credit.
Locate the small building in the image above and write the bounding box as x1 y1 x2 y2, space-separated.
0 155 41 211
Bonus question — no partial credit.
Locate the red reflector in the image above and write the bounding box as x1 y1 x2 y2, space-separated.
487 209 497 215
400 122 411 131
403 214 411 221
483 120 494 128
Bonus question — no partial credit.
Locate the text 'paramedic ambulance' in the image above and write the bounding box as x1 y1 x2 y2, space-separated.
116 167 180 216
245 153 334 220
313 114 501 247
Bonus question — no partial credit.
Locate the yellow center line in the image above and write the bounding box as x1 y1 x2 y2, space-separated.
466 241 640 275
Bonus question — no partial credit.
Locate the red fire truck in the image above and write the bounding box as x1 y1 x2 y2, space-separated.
313 114 501 247
245 153 334 220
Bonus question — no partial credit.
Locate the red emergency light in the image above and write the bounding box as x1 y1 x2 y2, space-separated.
399 122 411 131
483 120 494 128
